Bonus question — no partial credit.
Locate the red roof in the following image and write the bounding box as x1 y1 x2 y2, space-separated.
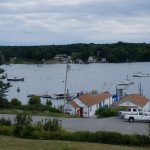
116 94 149 107
79 92 112 106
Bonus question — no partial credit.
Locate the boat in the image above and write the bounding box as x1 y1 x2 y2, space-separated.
17 87 20 92
133 72 150 77
117 75 134 85
7 77 24 81
77 67 84 70
117 80 134 85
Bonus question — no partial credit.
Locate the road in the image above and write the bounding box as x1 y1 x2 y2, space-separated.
0 114 149 135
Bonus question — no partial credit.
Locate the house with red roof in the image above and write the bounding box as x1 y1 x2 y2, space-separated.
65 91 113 117
113 94 150 111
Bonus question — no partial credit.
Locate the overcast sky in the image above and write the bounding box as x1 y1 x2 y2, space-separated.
0 0 150 45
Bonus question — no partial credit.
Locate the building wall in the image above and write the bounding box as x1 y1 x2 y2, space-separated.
89 104 97 117
101 97 113 107
71 96 113 117
118 101 138 107
83 97 113 117
82 106 89 117
143 102 150 111
64 103 77 115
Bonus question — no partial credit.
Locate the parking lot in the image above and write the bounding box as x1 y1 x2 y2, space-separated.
0 114 149 135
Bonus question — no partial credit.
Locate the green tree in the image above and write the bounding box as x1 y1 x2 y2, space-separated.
28 96 41 105
0 52 4 65
0 66 10 109
10 98 22 108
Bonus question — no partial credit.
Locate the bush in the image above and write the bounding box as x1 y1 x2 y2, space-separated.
28 96 41 105
13 113 32 136
43 118 61 132
0 99 9 109
0 117 11 126
1 114 150 146
14 113 32 126
10 98 22 109
0 126 14 135
42 105 62 113
95 108 118 118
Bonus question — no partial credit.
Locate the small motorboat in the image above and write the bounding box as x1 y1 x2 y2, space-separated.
7 77 24 81
133 72 150 77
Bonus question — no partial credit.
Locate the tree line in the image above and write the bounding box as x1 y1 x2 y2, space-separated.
0 42 150 63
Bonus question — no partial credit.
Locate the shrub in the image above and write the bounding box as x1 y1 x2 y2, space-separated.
20 125 36 138
95 108 118 118
10 98 22 109
42 106 62 113
0 126 14 135
0 117 11 126
43 118 61 132
14 113 32 126
46 100 52 106
28 96 41 105
0 99 9 109
13 113 33 136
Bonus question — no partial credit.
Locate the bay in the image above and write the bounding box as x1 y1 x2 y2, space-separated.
2 62 150 104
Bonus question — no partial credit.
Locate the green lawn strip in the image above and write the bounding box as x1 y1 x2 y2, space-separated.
0 109 77 118
0 135 149 150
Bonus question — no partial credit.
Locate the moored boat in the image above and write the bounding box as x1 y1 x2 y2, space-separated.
7 77 24 81
133 72 150 77
117 80 134 85
117 75 134 85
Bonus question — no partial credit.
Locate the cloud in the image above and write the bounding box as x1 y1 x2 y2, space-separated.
0 0 150 45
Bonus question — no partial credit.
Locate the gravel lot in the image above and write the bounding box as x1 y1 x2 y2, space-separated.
0 114 149 135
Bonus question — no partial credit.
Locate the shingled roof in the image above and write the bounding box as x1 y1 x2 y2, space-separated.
79 92 112 106
115 94 149 107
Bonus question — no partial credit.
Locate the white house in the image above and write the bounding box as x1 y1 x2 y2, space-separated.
113 94 150 111
101 58 107 63
65 92 112 117
88 56 96 63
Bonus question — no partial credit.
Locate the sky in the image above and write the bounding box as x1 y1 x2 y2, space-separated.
0 0 150 45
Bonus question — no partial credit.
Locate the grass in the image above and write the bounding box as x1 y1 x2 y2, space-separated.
0 135 149 150
0 109 77 118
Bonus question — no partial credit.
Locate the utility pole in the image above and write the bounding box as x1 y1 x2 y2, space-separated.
63 63 70 112
139 83 143 96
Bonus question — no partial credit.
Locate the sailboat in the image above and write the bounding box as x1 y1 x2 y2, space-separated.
117 75 134 85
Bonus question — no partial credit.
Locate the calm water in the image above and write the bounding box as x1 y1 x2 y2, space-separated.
2 63 150 104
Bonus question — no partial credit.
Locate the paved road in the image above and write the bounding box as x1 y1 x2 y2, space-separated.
0 114 149 135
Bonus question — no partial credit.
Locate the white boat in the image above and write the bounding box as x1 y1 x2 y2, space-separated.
117 75 134 85
133 72 150 77
77 67 84 70
117 80 134 85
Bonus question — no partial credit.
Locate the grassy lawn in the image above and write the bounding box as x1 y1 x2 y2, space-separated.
0 135 149 150
0 109 77 118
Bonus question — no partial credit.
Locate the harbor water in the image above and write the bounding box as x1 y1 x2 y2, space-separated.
1 62 150 104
